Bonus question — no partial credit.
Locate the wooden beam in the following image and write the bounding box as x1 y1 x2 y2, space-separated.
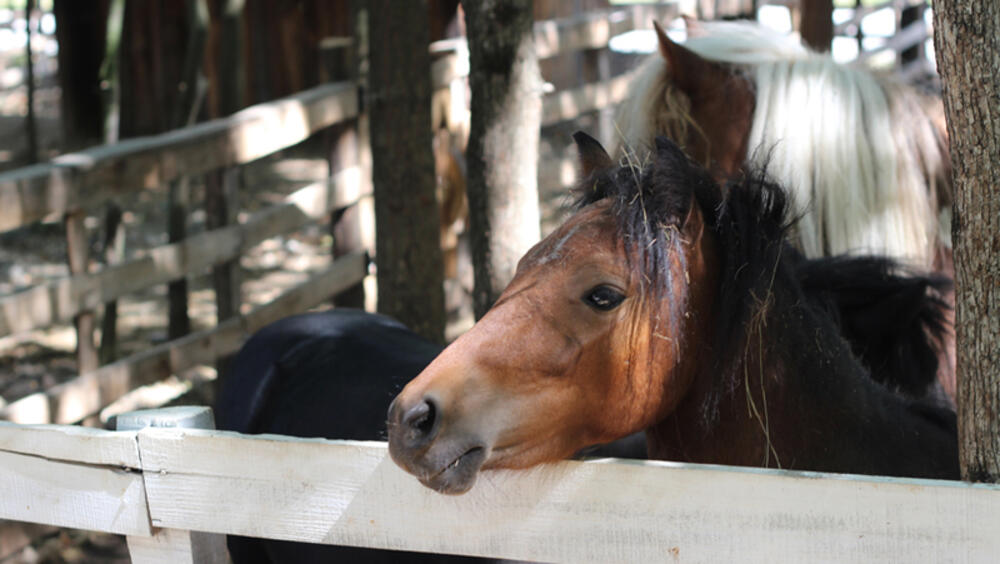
136 431 1000 562
0 450 150 536
0 252 367 424
541 74 631 127
0 421 141 467
118 407 228 564
533 4 680 60
0 167 365 339
0 424 149 536
429 4 682 91
0 81 358 233
856 20 930 63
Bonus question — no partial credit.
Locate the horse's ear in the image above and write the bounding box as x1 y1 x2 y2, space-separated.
573 131 614 177
653 20 715 96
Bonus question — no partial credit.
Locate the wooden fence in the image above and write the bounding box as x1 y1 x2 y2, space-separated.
1 406 998 563
0 4 988 562
0 2 678 428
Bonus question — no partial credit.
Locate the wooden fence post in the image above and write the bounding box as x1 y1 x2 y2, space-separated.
99 203 125 363
65 210 98 374
167 177 192 340
324 36 367 309
116 406 228 564
205 167 241 381
205 167 241 322
582 46 613 147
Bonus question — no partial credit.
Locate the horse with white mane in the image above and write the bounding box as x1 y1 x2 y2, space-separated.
616 19 951 269
614 19 955 399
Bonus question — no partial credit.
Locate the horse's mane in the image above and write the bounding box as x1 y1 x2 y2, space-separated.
574 136 951 425
614 20 950 269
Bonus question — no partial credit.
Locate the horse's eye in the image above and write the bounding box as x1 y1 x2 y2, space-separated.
583 285 625 311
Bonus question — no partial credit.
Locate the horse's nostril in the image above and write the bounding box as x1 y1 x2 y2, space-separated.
402 398 438 442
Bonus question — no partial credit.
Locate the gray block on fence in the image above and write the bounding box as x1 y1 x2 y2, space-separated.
114 406 216 432
117 406 229 564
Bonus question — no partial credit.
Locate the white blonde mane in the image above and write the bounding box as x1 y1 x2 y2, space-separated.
615 20 949 268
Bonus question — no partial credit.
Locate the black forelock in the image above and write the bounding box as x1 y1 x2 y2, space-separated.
571 137 722 299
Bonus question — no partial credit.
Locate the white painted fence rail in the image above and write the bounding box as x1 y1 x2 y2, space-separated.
1 407 999 563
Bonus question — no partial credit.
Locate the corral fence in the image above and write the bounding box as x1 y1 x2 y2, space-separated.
1 405 998 563
0 3 675 559
0 2 970 562
0 3 679 429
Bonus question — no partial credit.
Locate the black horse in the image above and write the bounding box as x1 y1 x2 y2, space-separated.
217 309 633 563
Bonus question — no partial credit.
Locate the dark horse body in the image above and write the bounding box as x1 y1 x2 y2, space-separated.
388 134 958 495
216 310 641 563
217 310 498 563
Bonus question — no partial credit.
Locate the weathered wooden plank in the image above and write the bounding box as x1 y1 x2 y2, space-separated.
0 167 365 339
119 407 229 564
127 529 228 564
0 450 149 536
541 74 631 127
136 430 1000 563
240 252 367 333
65 210 98 373
0 81 358 233
0 421 140 468
533 4 679 59
857 20 930 63
431 50 468 90
0 252 366 424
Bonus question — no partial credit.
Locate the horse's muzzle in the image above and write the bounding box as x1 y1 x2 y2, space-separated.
387 395 488 495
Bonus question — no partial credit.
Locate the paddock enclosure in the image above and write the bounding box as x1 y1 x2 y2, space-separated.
0 1 990 562
2 405 1000 563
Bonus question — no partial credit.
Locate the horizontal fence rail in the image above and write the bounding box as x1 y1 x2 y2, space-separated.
0 252 366 424
0 166 365 339
0 414 998 563
0 81 358 233
533 3 679 59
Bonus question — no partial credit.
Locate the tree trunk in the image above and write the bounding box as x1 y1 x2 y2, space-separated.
368 0 445 343
933 0 1000 483
119 0 207 344
464 0 542 319
119 1 200 137
205 0 243 118
53 0 110 150
24 0 37 163
799 0 833 53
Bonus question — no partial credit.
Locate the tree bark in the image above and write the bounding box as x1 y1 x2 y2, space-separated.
933 0 1000 483
464 0 542 319
53 0 110 150
205 0 243 118
799 0 833 53
368 0 445 343
24 0 37 163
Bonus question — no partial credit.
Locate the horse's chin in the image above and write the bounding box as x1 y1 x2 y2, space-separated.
415 445 488 495
389 435 490 495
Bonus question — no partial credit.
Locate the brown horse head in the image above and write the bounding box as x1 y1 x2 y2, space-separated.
387 133 721 494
